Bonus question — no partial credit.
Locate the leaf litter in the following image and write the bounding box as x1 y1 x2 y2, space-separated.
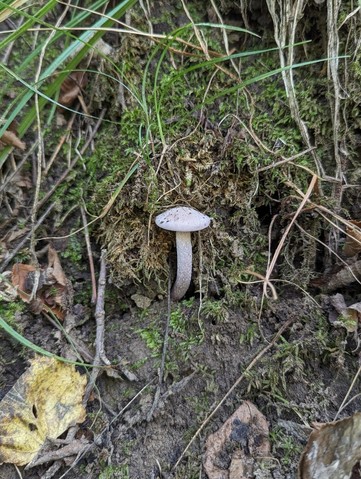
0 356 86 467
0 120 26 151
11 246 73 321
298 413 361 479
203 400 270 479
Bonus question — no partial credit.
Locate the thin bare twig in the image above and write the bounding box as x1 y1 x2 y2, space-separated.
147 271 172 421
83 249 110 404
44 112 77 176
0 202 56 272
30 2 70 265
334 365 361 420
256 147 316 173
0 107 107 268
80 206 97 304
0 142 38 195
1 17 24 64
263 174 318 296
26 439 90 469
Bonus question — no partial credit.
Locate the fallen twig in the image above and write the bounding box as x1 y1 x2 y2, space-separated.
80 206 97 304
83 249 110 404
44 112 77 176
0 202 56 272
263 174 318 297
26 439 90 469
147 273 172 421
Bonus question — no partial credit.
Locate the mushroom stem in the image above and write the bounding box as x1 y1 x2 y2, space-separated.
171 231 192 301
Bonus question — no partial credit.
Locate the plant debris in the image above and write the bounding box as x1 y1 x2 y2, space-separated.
0 356 86 466
0 121 26 150
298 413 361 479
203 400 270 479
344 220 361 257
11 246 73 320
59 71 88 108
324 293 361 333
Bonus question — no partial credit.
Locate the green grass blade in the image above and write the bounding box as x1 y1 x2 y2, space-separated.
207 56 349 102
0 316 95 367
0 0 111 72
0 0 137 140
0 0 57 50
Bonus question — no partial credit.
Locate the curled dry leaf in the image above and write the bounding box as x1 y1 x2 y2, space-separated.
11 246 73 320
203 400 270 479
0 120 26 150
327 293 360 333
59 71 87 107
0 356 86 466
344 220 361 257
298 413 361 479
315 260 361 293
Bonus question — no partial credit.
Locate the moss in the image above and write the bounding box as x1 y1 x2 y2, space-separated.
75 3 361 305
93 48 316 296
61 236 83 263
0 300 25 330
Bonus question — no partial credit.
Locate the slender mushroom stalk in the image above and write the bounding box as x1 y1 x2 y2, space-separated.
172 231 192 301
155 206 211 301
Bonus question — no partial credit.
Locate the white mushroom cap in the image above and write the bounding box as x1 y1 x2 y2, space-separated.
155 206 210 232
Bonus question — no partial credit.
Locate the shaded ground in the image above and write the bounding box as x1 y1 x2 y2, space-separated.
1 285 360 478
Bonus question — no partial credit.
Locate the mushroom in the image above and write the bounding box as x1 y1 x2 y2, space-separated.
155 206 211 301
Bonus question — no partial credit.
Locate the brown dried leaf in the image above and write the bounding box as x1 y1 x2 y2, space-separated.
298 413 361 479
344 220 361 257
0 130 26 150
59 72 87 107
47 245 67 287
11 248 72 321
203 401 270 479
11 263 36 302
0 120 26 150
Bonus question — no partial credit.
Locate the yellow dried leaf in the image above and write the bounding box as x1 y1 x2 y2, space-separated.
0 356 87 466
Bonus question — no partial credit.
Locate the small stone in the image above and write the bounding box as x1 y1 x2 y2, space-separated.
131 294 152 309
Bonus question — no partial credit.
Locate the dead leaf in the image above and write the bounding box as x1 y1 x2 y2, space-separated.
298 413 361 479
327 293 360 333
59 72 87 107
11 263 36 302
11 247 73 320
203 401 270 479
344 220 361 257
0 356 86 466
47 245 67 287
0 121 26 150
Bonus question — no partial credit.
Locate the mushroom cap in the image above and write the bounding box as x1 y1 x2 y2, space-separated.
155 206 210 232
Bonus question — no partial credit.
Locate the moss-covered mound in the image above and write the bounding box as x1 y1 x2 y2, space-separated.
87 0 361 301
